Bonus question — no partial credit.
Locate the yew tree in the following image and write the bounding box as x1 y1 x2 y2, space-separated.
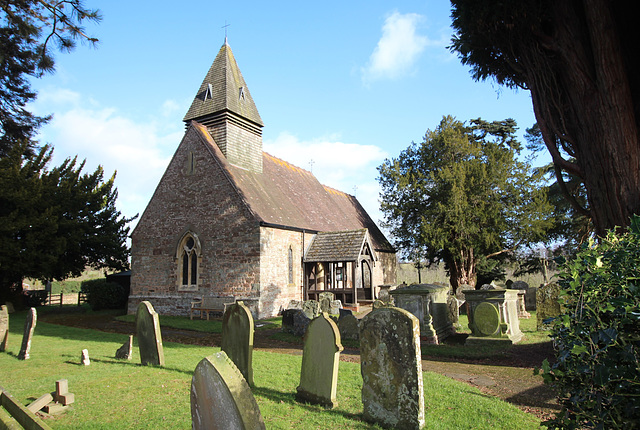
450 0 639 236
378 116 552 291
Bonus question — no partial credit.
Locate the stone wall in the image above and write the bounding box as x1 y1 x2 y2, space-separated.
129 126 262 316
376 251 398 287
258 227 307 317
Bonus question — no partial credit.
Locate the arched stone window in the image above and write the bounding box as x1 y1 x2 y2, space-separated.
177 232 201 291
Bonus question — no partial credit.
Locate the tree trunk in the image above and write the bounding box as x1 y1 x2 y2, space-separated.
530 0 640 236
446 248 476 293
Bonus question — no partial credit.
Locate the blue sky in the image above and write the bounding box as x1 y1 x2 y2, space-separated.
29 1 541 231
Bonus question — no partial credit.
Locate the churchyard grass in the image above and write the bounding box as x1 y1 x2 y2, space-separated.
0 310 541 429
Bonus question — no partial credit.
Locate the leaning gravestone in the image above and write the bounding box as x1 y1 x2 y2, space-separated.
191 351 265 430
221 301 254 386
115 335 133 360
0 304 8 352
136 301 164 366
338 313 360 341
296 313 343 408
18 307 37 360
360 307 425 429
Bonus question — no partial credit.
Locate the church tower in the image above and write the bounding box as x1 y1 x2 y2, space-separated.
183 40 264 173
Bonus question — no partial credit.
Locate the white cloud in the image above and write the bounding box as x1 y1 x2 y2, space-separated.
264 131 388 225
362 11 429 84
31 88 182 228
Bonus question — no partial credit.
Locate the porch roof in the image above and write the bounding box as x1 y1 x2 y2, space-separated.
304 229 376 263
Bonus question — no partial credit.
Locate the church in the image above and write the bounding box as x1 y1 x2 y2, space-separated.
128 40 397 319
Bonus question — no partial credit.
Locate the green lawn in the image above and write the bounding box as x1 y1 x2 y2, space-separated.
1 310 542 429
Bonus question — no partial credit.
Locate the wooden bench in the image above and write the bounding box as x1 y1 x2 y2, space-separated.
190 297 235 320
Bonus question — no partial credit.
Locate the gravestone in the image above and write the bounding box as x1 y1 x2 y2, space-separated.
338 308 353 320
537 282 562 330
516 290 531 318
318 292 335 313
191 352 265 430
221 301 254 386
446 295 461 329
281 309 311 337
81 349 90 366
115 335 133 360
287 300 303 310
464 289 523 345
5 302 15 313
338 313 360 341
136 301 164 366
360 307 425 429
0 304 8 352
18 307 37 360
390 283 454 344
302 300 321 319
329 300 342 315
296 313 343 408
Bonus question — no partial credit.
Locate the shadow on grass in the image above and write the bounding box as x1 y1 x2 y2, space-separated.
505 384 560 412
252 385 375 429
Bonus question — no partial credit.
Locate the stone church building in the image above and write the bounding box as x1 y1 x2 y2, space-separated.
128 41 397 319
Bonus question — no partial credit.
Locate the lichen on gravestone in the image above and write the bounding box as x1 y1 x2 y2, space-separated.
360 307 425 429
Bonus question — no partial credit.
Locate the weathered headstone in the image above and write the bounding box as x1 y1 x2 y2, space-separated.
360 307 425 429
18 307 37 360
115 335 133 360
516 290 531 319
537 282 562 330
446 294 461 329
54 379 75 406
136 301 164 366
318 292 335 313
296 313 343 408
81 349 90 366
221 301 254 386
191 352 265 430
464 289 523 345
338 313 360 341
281 309 311 337
390 283 454 345
329 299 342 315
0 304 8 352
287 300 303 310
302 300 321 319
338 308 353 320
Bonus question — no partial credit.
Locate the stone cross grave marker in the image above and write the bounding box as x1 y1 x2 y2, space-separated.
0 304 8 352
191 351 266 430
296 313 344 408
360 306 425 430
221 301 254 386
115 335 133 360
136 301 164 366
18 307 37 360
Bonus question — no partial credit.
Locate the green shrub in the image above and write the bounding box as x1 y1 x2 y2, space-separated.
80 278 128 310
539 216 640 429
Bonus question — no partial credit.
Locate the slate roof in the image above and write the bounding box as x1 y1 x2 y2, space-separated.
304 229 373 262
183 41 263 127
191 123 395 253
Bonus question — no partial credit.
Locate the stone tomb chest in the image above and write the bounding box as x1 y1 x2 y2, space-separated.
390 283 454 344
464 288 523 345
